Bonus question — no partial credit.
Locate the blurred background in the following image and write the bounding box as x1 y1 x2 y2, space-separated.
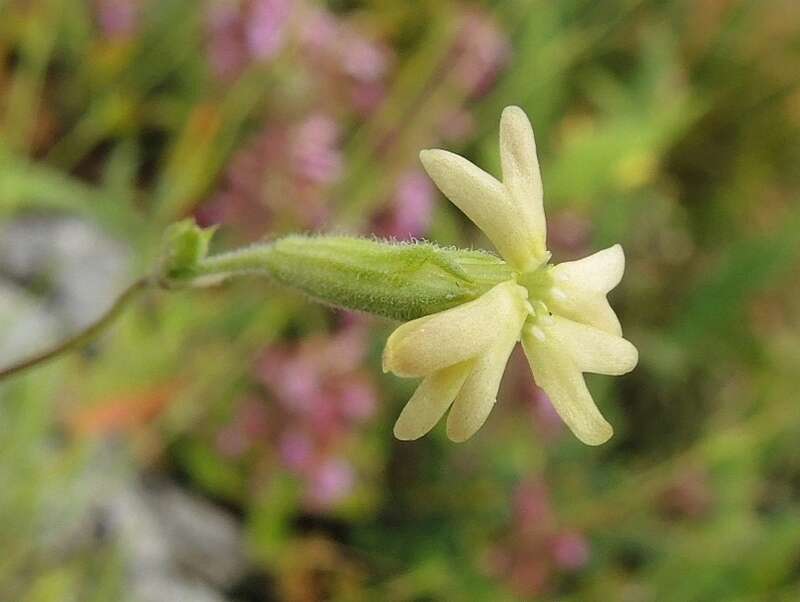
1 0 799 600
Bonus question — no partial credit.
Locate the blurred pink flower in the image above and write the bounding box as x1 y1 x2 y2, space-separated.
338 376 377 421
547 210 593 260
246 0 292 59
551 531 590 571
307 458 355 507
341 35 390 83
438 109 476 144
488 479 591 596
290 114 343 185
206 2 249 80
95 0 140 39
374 170 435 240
296 8 339 54
279 429 315 471
514 479 555 532
350 80 387 113
196 114 341 235
242 318 378 509
296 6 392 113
206 0 293 80
452 9 511 97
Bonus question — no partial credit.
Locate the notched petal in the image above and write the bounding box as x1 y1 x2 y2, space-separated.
547 286 623 336
419 148 510 219
549 316 638 375
499 106 547 254
522 330 614 446
419 148 544 271
394 362 473 441
446 296 527 442
553 244 625 294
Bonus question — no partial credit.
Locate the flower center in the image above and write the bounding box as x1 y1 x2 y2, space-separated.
516 258 560 342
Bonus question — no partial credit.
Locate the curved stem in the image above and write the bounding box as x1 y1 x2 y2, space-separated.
192 243 274 278
0 278 149 381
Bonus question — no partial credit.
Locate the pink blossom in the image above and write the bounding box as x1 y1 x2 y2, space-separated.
196 117 336 235
238 398 270 438
551 531 590 571
206 0 292 80
274 357 323 413
307 458 355 507
341 35 390 82
95 0 140 39
350 80 386 113
547 210 593 259
296 8 339 54
374 170 435 240
438 109 476 144
337 377 377 422
513 480 555 532
295 6 392 113
290 115 343 185
245 320 379 509
279 430 315 471
488 480 591 596
206 3 249 80
246 0 292 59
453 10 511 97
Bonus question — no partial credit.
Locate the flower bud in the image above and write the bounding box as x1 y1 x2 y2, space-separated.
160 219 217 281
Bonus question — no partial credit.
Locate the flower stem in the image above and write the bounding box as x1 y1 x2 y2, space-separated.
193 243 274 278
0 278 149 381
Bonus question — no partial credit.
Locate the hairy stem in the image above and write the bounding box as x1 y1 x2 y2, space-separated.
193 243 275 278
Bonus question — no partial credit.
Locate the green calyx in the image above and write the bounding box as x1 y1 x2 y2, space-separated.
159 219 218 282
265 236 514 320
159 222 515 321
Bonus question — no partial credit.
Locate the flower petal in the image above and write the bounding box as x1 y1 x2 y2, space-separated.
548 316 638 375
419 149 543 271
383 280 528 377
446 300 526 442
393 361 473 441
522 329 613 446
552 244 625 294
547 286 622 336
499 106 547 255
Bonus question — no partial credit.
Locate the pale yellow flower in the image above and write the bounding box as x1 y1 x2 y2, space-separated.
384 106 638 445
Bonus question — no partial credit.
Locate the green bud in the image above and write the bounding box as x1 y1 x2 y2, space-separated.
160 219 218 282
193 235 513 321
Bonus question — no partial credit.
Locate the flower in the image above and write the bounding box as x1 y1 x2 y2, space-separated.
205 0 292 81
383 106 638 445
485 479 590 596
373 169 435 240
